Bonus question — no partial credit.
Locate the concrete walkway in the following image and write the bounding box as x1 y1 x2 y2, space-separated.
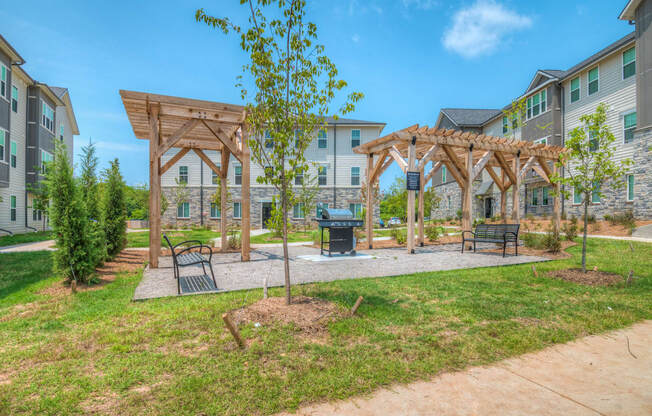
632 224 652 239
279 321 652 416
0 240 55 253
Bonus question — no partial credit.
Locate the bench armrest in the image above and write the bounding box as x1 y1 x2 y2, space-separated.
176 244 213 261
504 231 518 241
173 239 202 249
462 230 475 239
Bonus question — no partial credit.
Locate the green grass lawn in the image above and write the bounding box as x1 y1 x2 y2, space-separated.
0 231 52 248
250 230 315 244
0 239 650 415
126 229 221 248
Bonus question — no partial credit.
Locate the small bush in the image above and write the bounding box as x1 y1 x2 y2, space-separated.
526 213 535 221
543 227 561 253
445 216 453 222
455 210 462 220
472 218 485 228
609 210 635 233
227 227 241 249
581 213 596 224
562 217 578 241
390 228 407 245
425 225 444 241
522 233 545 249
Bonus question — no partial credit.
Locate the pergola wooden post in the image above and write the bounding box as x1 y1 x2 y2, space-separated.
220 150 230 251
354 125 566 255
120 90 252 267
365 153 374 248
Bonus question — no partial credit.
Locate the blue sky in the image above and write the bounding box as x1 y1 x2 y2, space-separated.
1 0 632 190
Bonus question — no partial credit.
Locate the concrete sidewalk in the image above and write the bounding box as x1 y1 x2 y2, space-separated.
279 321 652 416
0 240 55 253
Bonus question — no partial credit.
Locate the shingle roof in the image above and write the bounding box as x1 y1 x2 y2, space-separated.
440 108 502 127
49 86 68 98
539 69 565 78
561 31 635 80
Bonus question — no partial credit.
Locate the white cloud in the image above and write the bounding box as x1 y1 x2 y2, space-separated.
402 0 439 10
352 33 360 43
442 0 532 59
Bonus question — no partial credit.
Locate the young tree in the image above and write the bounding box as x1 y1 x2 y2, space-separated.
196 0 362 304
48 142 95 283
102 159 127 257
209 176 232 221
295 173 319 232
552 103 632 272
170 178 190 229
27 181 50 230
80 141 106 265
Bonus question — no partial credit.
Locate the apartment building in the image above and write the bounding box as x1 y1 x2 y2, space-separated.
432 0 651 221
0 34 78 235
159 118 385 229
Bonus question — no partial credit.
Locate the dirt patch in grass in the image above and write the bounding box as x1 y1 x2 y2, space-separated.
547 268 623 286
230 296 345 338
39 250 147 297
481 241 577 260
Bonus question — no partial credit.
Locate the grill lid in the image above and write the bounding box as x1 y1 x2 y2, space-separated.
322 208 354 220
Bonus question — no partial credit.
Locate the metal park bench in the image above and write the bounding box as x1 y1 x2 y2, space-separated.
163 233 216 294
461 223 520 257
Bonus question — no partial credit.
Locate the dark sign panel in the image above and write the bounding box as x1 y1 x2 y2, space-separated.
406 171 420 191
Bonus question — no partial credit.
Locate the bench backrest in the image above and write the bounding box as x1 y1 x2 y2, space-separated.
162 233 178 262
474 223 520 241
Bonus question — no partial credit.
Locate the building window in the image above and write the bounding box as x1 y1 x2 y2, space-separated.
591 183 600 204
293 202 305 219
441 165 447 183
588 67 599 95
623 46 635 79
210 202 221 218
570 77 580 103
0 129 5 160
177 202 190 218
502 116 508 134
573 187 582 205
59 124 64 141
318 166 327 186
178 166 188 184
41 101 54 132
349 203 362 218
318 129 327 149
624 112 636 144
351 129 361 148
264 130 273 149
295 171 303 185
316 202 328 217
0 64 6 98
542 187 549 206
212 170 219 185
41 150 53 174
527 89 546 119
233 202 241 219
351 166 360 186
33 208 42 221
10 195 16 221
531 188 539 206
294 129 302 148
234 165 242 185
626 174 634 201
10 141 16 168
11 86 17 112
588 130 599 152
534 137 547 145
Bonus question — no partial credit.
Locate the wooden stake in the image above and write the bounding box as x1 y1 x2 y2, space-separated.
222 313 245 349
531 265 538 277
626 270 634 286
351 296 364 315
71 280 77 294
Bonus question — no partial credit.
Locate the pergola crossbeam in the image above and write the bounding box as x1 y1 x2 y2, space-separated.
389 146 408 174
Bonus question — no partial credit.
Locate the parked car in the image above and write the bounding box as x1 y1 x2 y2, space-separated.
378 218 385 228
388 217 402 226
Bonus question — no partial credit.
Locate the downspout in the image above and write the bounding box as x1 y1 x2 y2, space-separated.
200 160 204 226
333 122 337 208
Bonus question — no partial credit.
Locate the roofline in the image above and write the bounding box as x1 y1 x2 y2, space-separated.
11 64 34 85
560 36 636 81
36 83 65 107
619 0 640 20
524 70 559 94
0 33 25 65
439 108 502 127
56 89 80 135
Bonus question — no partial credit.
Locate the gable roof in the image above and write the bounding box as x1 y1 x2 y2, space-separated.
438 108 502 127
49 86 68 98
49 86 80 135
619 0 642 20
561 31 635 80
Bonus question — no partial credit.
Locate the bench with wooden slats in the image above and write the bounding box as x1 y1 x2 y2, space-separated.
462 223 520 257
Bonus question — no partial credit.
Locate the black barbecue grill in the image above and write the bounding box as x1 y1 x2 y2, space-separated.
314 208 364 256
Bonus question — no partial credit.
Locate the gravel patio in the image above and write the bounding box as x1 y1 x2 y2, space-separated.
133 243 548 301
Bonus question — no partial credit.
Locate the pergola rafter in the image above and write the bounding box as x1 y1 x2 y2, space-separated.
354 124 567 254
120 90 252 267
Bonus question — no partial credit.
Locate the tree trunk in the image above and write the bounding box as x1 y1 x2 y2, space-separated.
281 182 291 305
582 198 588 273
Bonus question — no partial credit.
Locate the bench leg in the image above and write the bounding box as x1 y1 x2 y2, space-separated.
503 244 506 257
176 266 181 294
208 262 217 289
461 239 465 253
473 242 476 253
515 241 518 256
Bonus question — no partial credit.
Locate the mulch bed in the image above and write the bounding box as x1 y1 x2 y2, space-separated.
230 296 344 336
547 268 624 286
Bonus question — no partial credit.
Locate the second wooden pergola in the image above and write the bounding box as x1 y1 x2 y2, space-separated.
354 124 567 253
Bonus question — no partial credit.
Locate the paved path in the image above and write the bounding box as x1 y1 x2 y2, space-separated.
632 224 652 239
279 321 652 416
133 244 547 300
0 240 55 253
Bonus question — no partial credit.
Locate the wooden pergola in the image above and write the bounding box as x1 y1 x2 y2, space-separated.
354 124 567 253
120 90 251 267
